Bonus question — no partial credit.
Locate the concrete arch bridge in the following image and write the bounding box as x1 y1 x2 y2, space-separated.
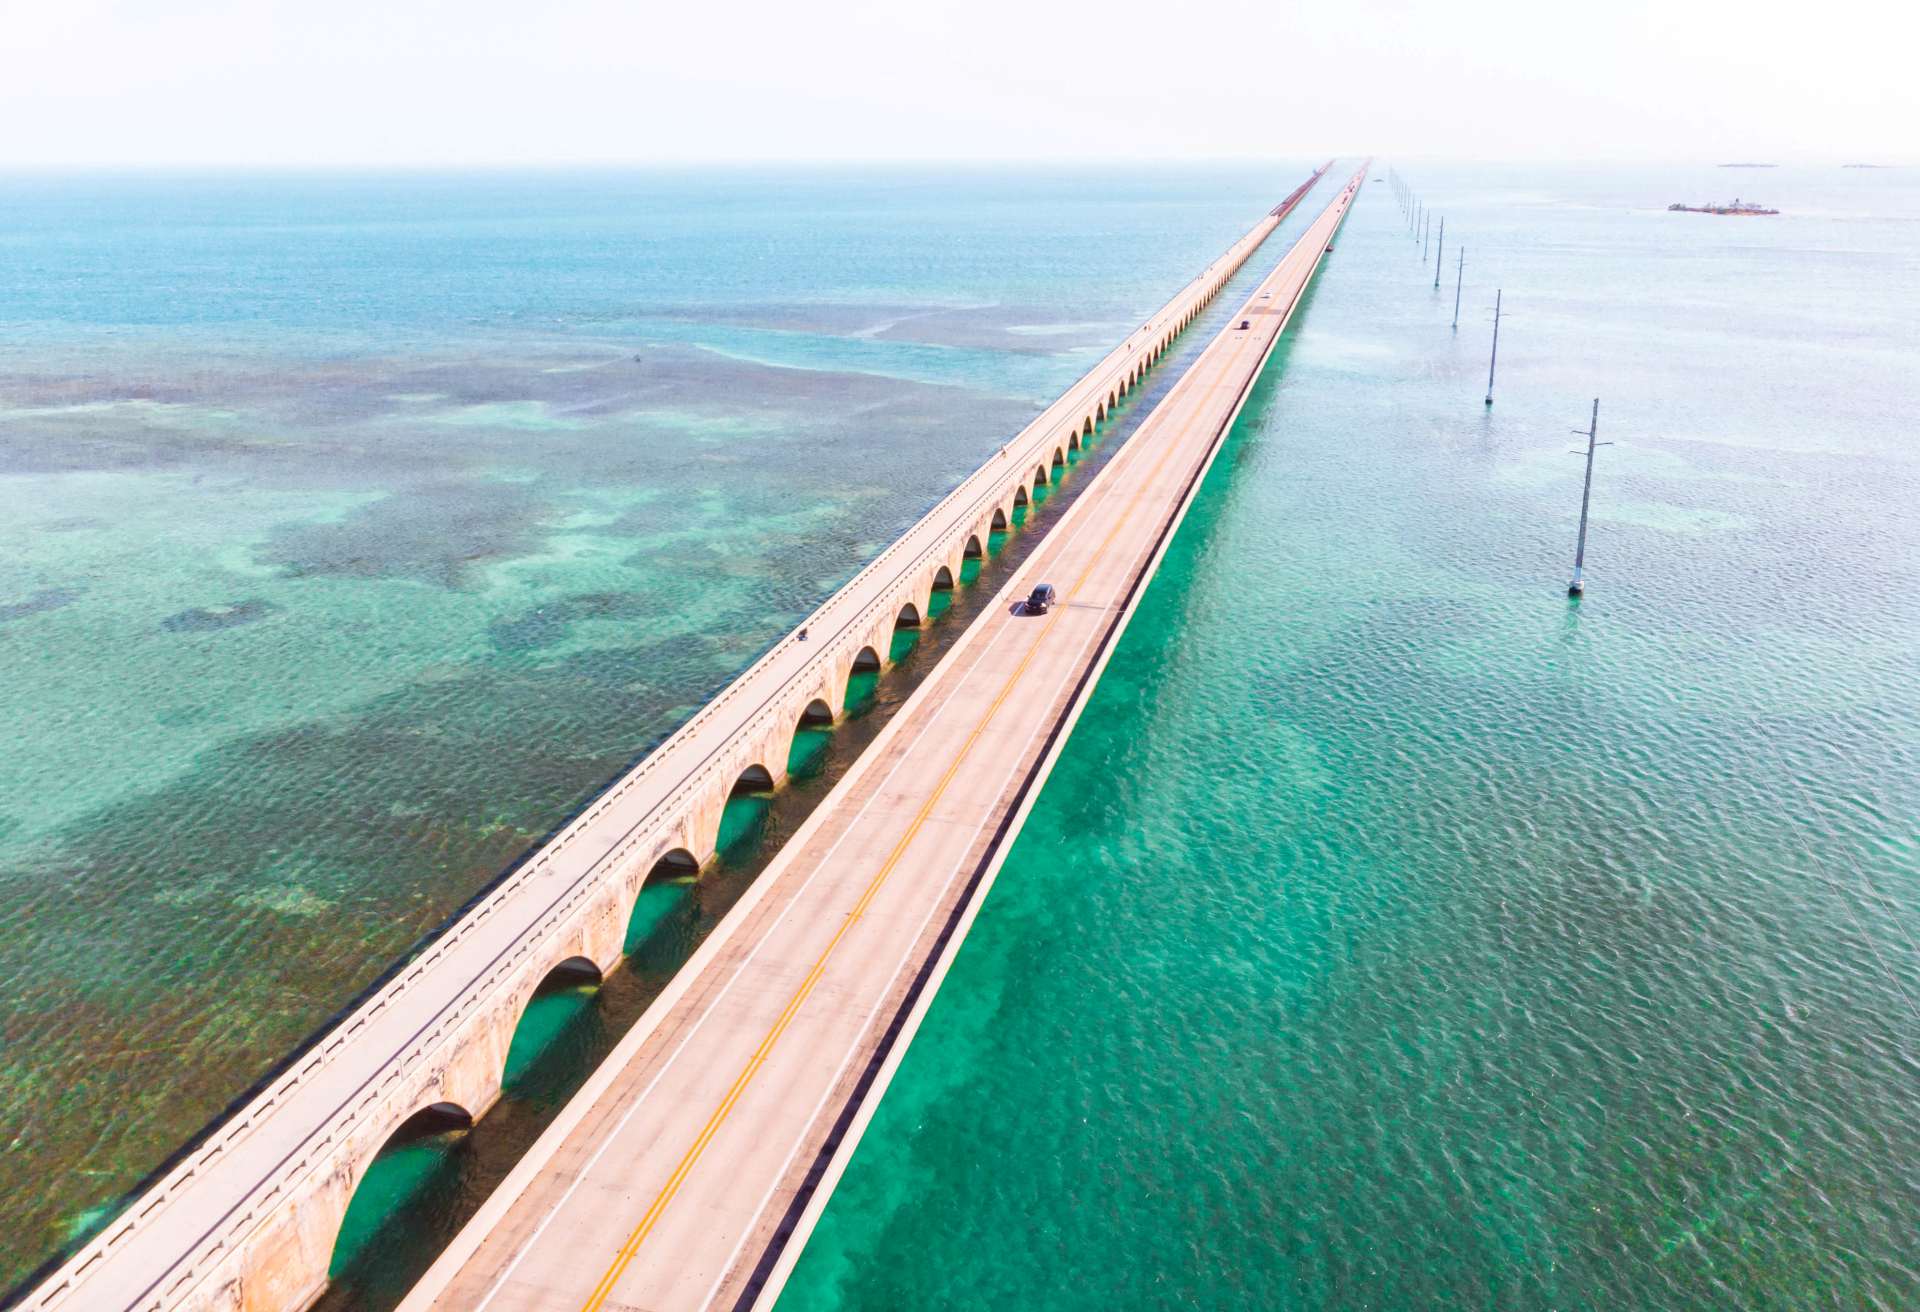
21 162 1335 1312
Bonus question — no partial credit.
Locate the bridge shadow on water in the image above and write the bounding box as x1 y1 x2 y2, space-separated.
308 208 1320 1311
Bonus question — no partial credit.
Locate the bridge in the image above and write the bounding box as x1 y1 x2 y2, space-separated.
20 162 1361 1312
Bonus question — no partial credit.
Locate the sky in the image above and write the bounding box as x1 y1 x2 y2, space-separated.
1 0 1914 167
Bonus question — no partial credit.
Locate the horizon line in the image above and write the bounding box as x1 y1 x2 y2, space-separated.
0 154 1909 174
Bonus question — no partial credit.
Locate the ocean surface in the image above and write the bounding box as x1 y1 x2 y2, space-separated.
2 163 1917 1308
0 161 1311 1298
775 164 1920 1310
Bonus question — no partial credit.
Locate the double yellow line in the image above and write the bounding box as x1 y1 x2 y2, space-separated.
576 186 1347 1311
577 597 1056 1309
576 386 1193 1312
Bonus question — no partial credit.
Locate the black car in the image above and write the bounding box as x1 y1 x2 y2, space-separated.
1024 583 1057 614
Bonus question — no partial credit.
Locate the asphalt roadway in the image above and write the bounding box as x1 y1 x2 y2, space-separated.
398 164 1366 1312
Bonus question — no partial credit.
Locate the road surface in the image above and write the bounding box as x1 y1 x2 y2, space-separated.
399 164 1366 1312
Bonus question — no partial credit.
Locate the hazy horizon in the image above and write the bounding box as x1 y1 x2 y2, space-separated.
5 0 1914 169
0 156 1909 174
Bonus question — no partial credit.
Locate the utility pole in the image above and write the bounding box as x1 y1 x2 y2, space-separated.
1484 290 1503 406
1451 248 1464 330
1567 398 1612 596
1422 212 1431 262
1433 218 1444 288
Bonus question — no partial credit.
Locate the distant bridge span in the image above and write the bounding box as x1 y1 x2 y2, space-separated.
20 164 1336 1312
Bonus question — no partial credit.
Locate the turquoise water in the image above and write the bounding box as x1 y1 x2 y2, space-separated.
779 166 1920 1309
0 164 1305 1290
3 163 1916 1308
0 163 1304 1294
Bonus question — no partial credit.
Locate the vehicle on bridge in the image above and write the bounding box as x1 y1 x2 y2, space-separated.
1024 583 1057 614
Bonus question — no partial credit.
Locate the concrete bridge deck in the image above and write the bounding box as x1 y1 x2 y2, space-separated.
397 165 1367 1312
19 166 1341 1312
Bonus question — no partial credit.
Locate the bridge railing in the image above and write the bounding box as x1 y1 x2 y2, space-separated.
25 169 1331 1312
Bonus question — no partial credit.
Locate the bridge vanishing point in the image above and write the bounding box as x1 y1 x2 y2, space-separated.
20 161 1365 1312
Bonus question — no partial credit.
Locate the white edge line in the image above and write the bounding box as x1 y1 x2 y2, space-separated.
692 531 1127 1311
392 266 1208 1312
741 169 1365 1312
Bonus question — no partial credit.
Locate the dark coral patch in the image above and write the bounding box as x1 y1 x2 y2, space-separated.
160 599 282 633
0 587 84 624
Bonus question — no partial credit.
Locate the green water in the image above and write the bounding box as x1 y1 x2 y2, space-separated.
716 792 774 863
8 162 1916 1309
778 168 1920 1309
501 979 599 1088
330 1121 471 1280
844 669 881 717
302 239 1209 1309
1 164 1313 1291
622 880 691 955
788 726 835 780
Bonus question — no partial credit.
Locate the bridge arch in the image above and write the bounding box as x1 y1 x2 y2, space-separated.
711 764 777 864
1052 447 1066 469
925 565 957 621
329 1101 476 1281
888 600 923 662
731 764 776 795
844 644 883 718
1067 429 1080 453
627 844 700 935
1012 485 1029 508
502 956 603 1088
1082 417 1094 437
957 534 985 585
1033 465 1049 487
991 506 1009 529
786 696 836 783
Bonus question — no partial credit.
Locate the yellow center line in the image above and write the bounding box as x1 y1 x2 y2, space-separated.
575 345 1211 1312
575 188 1350 1311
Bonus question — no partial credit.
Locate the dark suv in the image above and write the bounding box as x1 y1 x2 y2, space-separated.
1024 583 1057 614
